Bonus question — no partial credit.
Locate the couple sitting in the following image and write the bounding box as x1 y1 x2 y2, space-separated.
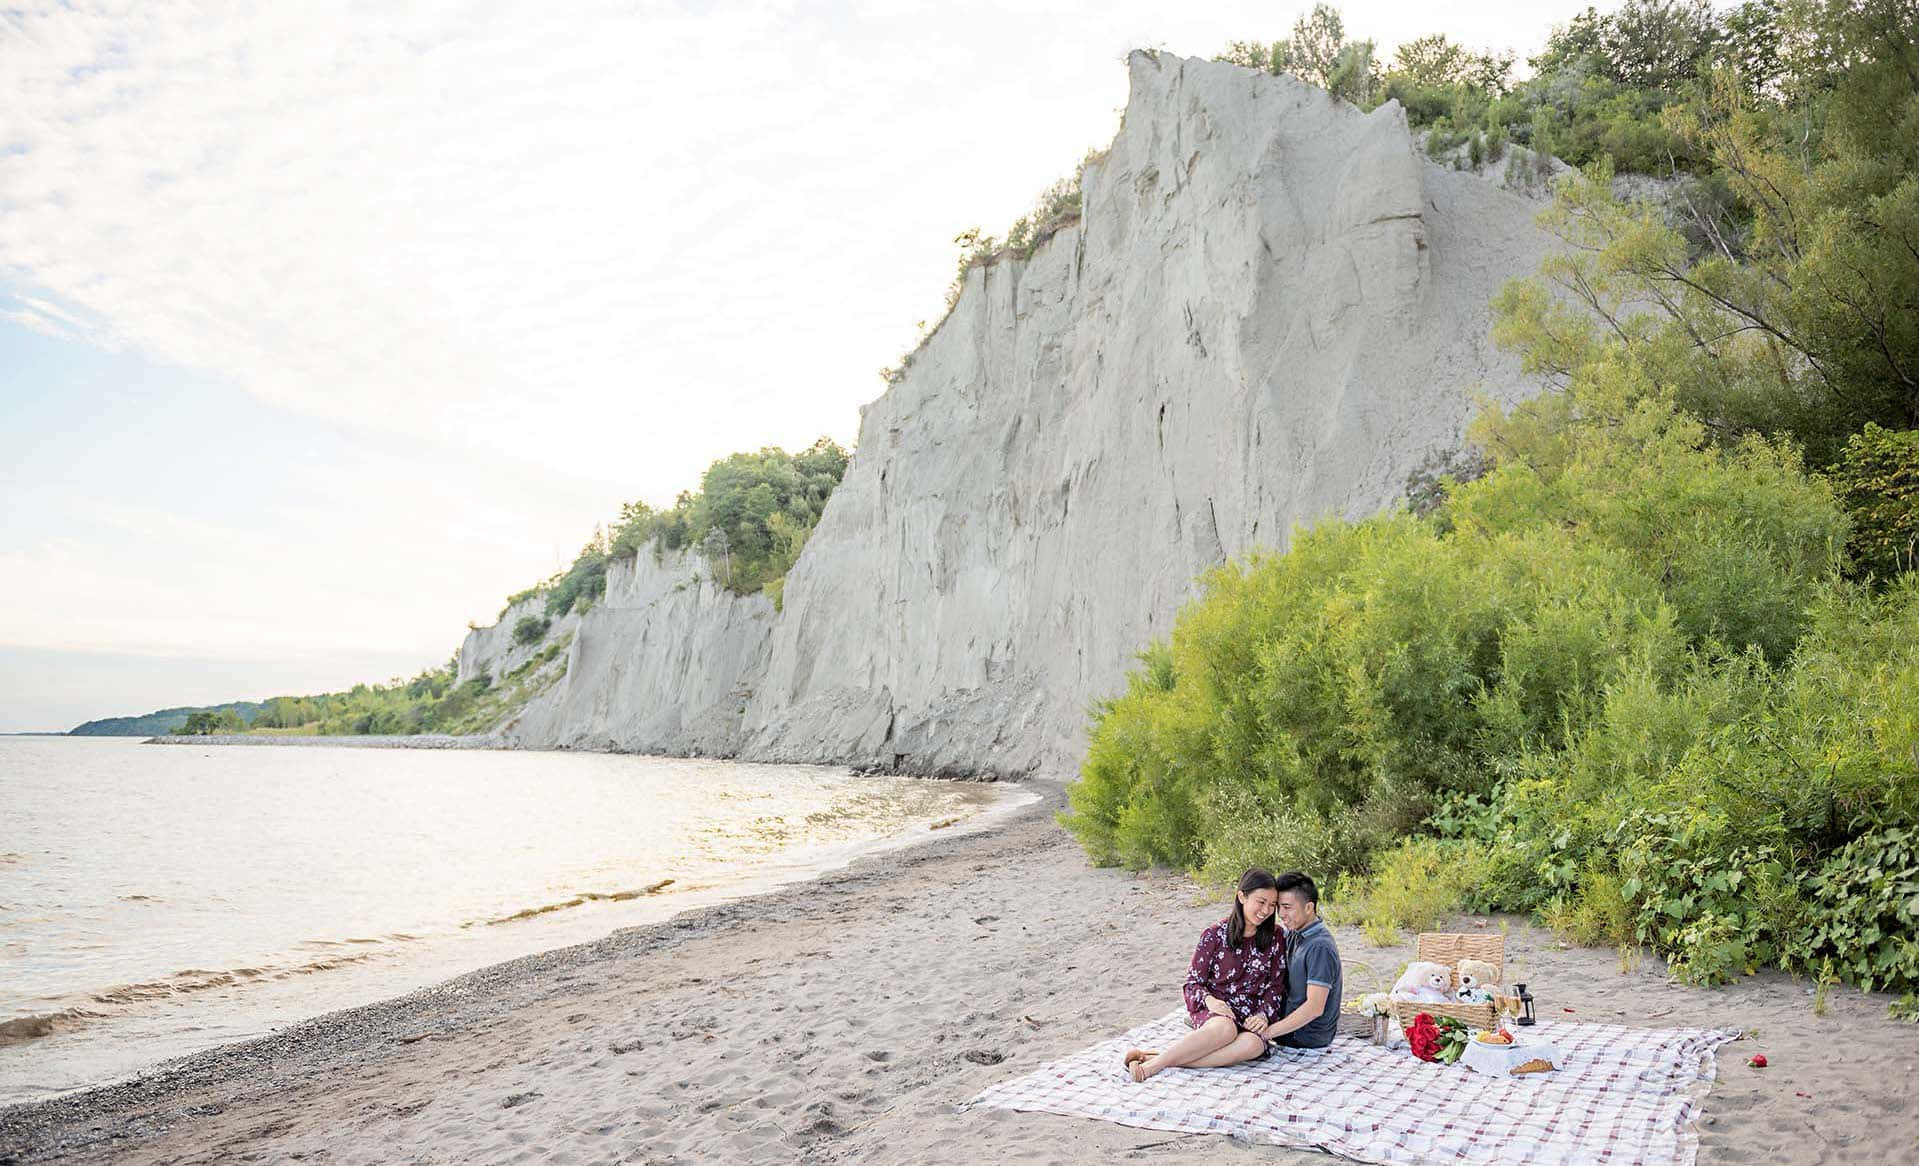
1125 868 1342 1083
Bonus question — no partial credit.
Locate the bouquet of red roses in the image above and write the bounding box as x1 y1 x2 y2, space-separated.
1407 1013 1470 1064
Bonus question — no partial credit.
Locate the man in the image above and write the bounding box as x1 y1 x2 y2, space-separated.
1259 870 1342 1049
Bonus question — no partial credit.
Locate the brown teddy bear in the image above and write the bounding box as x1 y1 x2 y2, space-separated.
1455 957 1502 1004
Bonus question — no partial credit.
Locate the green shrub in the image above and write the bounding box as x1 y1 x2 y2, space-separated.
1215 39 1287 74
1831 424 1919 582
1610 810 1797 984
1798 827 1919 998
1341 838 1493 945
1065 388 1847 875
1543 870 1635 948
512 615 550 645
544 540 608 617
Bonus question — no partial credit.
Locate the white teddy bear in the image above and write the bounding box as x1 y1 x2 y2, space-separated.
1391 960 1453 1003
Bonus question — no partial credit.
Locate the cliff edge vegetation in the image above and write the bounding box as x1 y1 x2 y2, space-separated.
1064 0 1919 1016
232 439 847 737
504 437 848 621
1214 0 1787 179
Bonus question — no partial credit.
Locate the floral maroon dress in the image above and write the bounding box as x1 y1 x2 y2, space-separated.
1182 919 1286 1030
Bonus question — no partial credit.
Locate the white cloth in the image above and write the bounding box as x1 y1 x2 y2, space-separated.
967 1010 1739 1166
1460 1035 1562 1077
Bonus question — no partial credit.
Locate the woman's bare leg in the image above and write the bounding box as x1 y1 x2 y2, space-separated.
1131 1016 1238 1081
1185 1032 1268 1068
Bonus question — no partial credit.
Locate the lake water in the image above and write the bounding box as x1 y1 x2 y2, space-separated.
0 736 1026 1106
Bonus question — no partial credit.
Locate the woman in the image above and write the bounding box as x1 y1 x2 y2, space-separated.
1124 867 1285 1082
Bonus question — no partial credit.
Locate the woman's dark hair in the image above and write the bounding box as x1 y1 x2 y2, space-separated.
1227 867 1279 950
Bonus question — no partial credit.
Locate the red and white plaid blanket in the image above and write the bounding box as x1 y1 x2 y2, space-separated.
967 1011 1740 1165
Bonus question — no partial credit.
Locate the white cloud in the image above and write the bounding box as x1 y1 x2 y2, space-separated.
2 304 71 338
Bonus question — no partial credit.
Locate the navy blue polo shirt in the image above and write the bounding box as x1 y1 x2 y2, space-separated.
1278 918 1343 1049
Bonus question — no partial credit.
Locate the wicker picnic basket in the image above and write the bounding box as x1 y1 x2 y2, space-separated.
1387 932 1520 1032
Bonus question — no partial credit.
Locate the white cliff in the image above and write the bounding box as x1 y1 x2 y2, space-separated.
456 596 581 688
480 548 774 753
468 53 1560 778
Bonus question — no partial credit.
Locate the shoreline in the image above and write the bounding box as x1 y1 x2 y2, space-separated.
136 736 1019 783
5 791 1915 1164
0 764 1033 1108
141 733 499 749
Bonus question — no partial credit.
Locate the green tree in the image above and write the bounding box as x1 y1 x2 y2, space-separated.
173 708 246 735
1216 39 1288 73
1289 3 1346 87
527 438 850 604
1605 0 1720 91
1531 7 1613 78
1713 0 1785 96
1491 32 1919 470
1327 39 1378 104
1391 33 1468 88
1831 424 1919 579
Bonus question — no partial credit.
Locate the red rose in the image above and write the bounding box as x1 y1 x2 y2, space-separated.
1408 1012 1442 1062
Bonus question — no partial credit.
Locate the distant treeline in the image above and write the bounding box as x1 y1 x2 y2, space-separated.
70 701 262 737
246 656 501 737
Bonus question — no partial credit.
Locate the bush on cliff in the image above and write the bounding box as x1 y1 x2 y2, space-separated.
1215 1 1805 177
610 437 849 597
511 438 850 616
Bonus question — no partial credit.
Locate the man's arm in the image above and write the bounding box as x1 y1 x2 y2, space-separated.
1262 983 1330 1039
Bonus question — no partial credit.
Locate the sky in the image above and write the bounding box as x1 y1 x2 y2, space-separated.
0 0 1602 732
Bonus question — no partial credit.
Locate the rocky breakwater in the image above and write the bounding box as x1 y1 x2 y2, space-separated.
472 52 1559 777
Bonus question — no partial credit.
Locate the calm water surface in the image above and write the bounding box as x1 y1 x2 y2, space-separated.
0 736 1024 1105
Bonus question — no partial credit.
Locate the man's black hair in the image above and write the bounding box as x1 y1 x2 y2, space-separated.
1274 870 1318 905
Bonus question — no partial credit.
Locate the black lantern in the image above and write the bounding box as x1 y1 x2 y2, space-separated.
1514 982 1537 1027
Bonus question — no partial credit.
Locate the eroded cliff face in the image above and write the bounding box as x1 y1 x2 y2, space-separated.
457 597 580 687
469 53 1558 778
478 548 772 752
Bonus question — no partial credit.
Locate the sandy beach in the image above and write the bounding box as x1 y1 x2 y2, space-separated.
4 786 1915 1165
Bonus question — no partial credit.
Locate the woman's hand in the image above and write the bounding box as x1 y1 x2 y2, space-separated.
1204 995 1233 1019
1243 1013 1270 1035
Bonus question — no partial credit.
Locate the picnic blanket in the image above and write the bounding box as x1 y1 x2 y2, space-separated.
967 1011 1741 1166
